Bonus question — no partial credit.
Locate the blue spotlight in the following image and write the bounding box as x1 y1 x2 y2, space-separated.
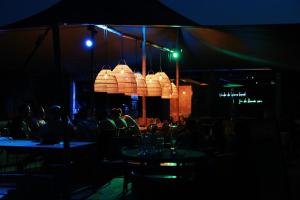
84 38 94 48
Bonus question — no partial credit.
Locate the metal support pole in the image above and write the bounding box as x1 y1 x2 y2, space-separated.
88 26 97 112
52 24 70 199
176 60 180 122
142 26 147 126
52 24 63 106
175 28 180 122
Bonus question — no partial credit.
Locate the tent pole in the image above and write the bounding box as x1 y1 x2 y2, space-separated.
176 60 179 122
52 23 70 200
52 24 64 107
88 26 97 113
176 28 180 122
142 26 147 126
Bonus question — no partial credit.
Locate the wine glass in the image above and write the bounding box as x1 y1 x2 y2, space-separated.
170 137 176 155
156 137 164 152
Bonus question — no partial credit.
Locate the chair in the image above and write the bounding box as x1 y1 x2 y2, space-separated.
97 146 143 195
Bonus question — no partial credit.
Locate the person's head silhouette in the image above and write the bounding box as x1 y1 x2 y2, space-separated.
17 104 31 119
47 105 62 122
110 108 121 119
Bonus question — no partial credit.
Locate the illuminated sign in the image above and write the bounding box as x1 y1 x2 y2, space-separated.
219 92 247 98
238 98 263 104
219 91 263 105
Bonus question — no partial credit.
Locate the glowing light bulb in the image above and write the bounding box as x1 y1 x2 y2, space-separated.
121 70 124 74
172 52 179 59
159 76 162 81
104 74 108 79
84 39 94 48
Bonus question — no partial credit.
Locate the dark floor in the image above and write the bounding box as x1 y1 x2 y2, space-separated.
0 156 298 200
84 152 300 200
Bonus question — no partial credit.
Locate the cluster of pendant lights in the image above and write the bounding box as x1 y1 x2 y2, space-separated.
94 64 178 99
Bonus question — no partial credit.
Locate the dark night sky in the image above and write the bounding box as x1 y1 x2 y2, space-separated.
0 0 60 26
2 0 300 27
160 0 300 25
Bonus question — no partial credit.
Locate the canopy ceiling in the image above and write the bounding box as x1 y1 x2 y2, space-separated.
1 25 299 78
0 0 300 83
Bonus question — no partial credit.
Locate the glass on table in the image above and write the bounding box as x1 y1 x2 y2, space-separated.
170 137 177 155
0 128 13 142
156 137 165 152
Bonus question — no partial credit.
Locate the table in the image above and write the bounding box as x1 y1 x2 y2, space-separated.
121 148 207 195
122 148 206 163
0 138 95 152
0 139 96 199
0 138 96 169
121 147 207 178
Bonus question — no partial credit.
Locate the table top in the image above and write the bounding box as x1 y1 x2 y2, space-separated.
0 138 95 151
122 147 206 162
138 127 147 131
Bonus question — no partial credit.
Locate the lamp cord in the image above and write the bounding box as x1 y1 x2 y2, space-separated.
121 36 124 61
134 39 138 72
159 52 162 72
148 45 154 74
104 26 108 68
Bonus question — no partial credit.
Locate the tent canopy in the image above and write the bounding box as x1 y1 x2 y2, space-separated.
0 0 300 82
0 24 299 78
0 0 299 120
2 0 197 28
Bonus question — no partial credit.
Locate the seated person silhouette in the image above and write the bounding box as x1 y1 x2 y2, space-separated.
9 104 32 139
176 118 202 150
98 111 117 159
98 111 117 133
39 105 73 144
73 107 98 140
111 108 128 136
31 105 47 139
123 114 140 136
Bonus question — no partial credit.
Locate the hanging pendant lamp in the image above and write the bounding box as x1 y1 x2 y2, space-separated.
126 72 147 96
146 74 162 96
155 71 171 99
170 83 178 99
161 82 172 99
135 73 147 96
94 69 119 94
155 72 171 87
112 64 137 94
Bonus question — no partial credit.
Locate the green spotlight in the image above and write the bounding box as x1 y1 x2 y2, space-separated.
172 52 179 59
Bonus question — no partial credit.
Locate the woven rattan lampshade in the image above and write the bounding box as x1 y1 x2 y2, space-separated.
146 74 162 96
155 72 171 87
94 69 119 93
112 64 137 94
170 83 178 99
126 72 147 96
161 82 172 99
